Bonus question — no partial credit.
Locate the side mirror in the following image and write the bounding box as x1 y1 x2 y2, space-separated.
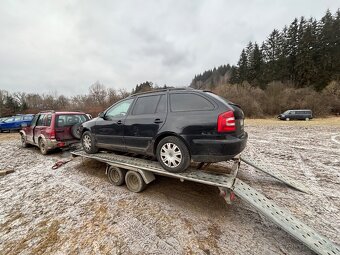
98 112 105 118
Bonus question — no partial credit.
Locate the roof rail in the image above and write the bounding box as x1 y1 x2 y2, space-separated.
130 87 194 97
38 110 55 113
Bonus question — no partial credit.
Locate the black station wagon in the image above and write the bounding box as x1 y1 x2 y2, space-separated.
278 109 313 121
80 88 248 173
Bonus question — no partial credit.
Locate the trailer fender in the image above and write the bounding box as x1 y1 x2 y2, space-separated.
136 169 156 184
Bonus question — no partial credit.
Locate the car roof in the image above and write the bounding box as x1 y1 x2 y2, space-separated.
287 109 312 111
38 111 86 115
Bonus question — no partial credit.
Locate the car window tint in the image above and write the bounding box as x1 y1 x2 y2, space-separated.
170 93 214 112
156 95 167 113
106 99 134 118
36 115 46 126
132 95 160 115
56 114 87 127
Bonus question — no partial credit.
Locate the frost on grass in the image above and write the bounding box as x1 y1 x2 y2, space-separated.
0 125 339 255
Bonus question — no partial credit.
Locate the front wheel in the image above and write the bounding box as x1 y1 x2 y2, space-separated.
305 117 310 121
285 118 290 121
81 131 98 154
156 136 190 173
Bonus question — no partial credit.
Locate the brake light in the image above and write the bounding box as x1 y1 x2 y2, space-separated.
217 111 236 132
49 128 56 139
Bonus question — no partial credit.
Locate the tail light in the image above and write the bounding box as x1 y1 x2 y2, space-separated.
49 128 56 139
217 111 236 132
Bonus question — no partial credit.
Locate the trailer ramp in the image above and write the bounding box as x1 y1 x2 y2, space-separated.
241 156 310 193
233 179 340 255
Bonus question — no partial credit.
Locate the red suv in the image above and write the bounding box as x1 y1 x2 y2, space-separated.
20 111 89 154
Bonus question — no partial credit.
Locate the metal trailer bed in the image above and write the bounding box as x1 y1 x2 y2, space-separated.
71 149 340 255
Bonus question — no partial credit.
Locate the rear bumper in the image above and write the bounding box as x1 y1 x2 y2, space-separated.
45 139 80 150
190 132 248 162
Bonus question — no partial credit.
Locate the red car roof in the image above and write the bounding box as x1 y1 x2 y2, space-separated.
55 112 86 115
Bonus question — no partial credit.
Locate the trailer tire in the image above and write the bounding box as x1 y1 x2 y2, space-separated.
125 171 146 193
81 131 98 154
107 166 126 186
156 136 190 173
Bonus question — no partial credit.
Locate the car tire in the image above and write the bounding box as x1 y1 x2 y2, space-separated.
286 118 290 121
125 170 146 193
305 118 310 121
156 136 191 173
81 131 98 154
71 123 82 139
39 139 48 155
107 166 126 186
20 134 29 148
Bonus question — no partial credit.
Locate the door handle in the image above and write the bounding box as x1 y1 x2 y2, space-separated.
154 118 163 124
117 120 122 125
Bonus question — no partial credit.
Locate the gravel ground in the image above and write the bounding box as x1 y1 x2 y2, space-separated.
0 121 339 255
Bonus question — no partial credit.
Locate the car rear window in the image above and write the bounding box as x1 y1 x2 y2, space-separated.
170 93 214 112
132 95 161 115
56 114 87 127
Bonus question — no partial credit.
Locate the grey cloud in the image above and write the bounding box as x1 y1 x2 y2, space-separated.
0 0 338 96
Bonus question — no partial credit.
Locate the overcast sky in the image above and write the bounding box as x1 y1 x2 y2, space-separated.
0 0 338 96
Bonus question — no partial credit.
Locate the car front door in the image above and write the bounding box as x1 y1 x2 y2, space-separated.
94 98 134 151
124 94 167 154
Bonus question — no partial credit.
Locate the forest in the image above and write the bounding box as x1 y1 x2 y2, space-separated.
0 9 339 118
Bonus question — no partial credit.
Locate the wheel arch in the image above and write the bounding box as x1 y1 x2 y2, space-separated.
153 132 191 156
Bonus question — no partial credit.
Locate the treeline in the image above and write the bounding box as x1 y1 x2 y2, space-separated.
0 82 129 117
191 9 340 91
0 81 169 117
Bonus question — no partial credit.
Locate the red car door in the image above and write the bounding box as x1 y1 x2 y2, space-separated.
25 114 39 144
33 114 46 144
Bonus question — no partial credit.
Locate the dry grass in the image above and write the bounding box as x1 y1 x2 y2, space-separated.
0 132 20 141
245 117 340 126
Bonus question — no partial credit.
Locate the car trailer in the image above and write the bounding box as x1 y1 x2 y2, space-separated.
71 149 340 255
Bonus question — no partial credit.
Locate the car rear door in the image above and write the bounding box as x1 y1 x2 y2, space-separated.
124 94 167 154
94 98 134 150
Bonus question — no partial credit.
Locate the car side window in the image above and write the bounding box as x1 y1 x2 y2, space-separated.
106 99 134 119
156 95 167 113
36 114 46 126
132 95 161 115
170 93 214 112
30 115 39 126
14 116 22 121
46 115 52 126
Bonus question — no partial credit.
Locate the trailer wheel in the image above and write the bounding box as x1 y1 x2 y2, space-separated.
125 171 146 193
107 166 126 186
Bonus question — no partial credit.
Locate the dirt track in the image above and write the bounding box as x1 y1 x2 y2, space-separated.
0 119 339 254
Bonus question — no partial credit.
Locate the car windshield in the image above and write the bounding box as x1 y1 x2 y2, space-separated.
283 110 290 114
56 114 88 127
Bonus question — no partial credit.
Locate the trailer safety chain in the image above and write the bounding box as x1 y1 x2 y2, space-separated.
51 158 73 170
